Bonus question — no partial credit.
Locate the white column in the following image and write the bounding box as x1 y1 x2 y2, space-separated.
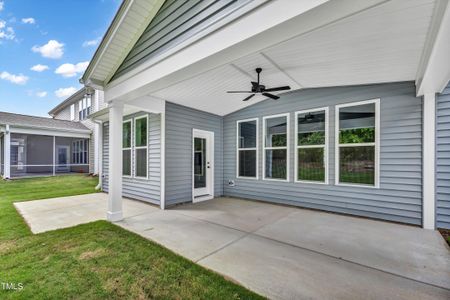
107 101 124 222
3 125 10 179
160 112 166 209
423 93 436 230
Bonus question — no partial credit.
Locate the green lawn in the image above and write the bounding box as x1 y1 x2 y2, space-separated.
0 175 263 300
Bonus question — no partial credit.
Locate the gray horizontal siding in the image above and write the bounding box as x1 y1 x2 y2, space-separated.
436 82 450 229
165 102 223 206
103 112 161 204
112 0 253 81
223 82 423 225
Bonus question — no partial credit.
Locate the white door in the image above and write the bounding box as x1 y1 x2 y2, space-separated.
193 129 214 202
56 146 70 172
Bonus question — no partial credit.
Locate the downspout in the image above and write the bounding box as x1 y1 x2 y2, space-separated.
94 120 103 190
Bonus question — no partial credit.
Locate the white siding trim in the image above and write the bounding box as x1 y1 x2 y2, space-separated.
335 98 380 188
236 117 259 180
422 92 436 229
294 107 329 184
70 104 75 121
262 113 290 182
160 112 166 209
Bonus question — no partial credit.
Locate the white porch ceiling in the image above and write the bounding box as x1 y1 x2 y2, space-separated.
150 0 437 116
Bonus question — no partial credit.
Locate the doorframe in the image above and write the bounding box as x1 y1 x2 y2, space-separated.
192 129 214 203
56 145 70 172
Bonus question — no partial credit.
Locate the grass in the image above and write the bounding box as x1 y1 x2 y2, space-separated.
0 175 263 299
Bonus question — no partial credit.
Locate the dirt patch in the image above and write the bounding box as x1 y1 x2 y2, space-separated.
79 248 107 260
438 228 450 246
0 240 18 255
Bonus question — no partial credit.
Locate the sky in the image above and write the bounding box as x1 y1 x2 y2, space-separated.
0 0 121 117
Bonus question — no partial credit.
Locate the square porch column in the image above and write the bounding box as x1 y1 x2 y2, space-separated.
3 124 11 179
107 102 124 221
422 93 436 230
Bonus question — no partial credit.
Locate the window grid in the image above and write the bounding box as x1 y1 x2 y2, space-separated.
263 113 289 182
122 119 132 177
295 107 328 184
236 118 259 180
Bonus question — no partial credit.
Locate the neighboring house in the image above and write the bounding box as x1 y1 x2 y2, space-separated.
81 0 449 230
0 111 91 178
48 88 106 175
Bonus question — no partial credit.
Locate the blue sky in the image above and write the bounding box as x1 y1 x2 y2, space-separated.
0 0 121 117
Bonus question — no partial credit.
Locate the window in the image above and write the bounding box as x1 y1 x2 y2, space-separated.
122 120 132 176
237 118 258 179
295 108 328 183
70 104 75 121
336 99 380 187
134 116 148 178
263 114 289 181
78 95 92 121
72 140 88 164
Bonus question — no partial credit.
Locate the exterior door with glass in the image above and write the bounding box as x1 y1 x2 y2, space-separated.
193 129 214 202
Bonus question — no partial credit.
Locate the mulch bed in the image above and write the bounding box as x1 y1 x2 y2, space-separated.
438 228 450 246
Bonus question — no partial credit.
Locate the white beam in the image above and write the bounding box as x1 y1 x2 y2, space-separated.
107 102 124 222
416 0 450 96
422 93 436 230
3 125 10 179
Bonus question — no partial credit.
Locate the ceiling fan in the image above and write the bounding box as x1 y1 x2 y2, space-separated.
227 68 291 101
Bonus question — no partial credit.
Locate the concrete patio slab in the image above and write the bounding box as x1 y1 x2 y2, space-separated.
255 208 450 290
199 234 449 300
14 193 158 233
119 210 246 261
15 195 450 299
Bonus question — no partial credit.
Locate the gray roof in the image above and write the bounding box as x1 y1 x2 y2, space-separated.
0 111 90 132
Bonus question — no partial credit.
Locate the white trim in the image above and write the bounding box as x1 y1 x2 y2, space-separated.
335 98 380 188
160 112 166 209
236 118 259 180
422 93 436 229
3 124 10 179
122 119 132 178
5 126 90 138
294 107 329 184
70 104 75 121
262 113 290 182
133 114 149 179
52 136 56 176
192 129 215 202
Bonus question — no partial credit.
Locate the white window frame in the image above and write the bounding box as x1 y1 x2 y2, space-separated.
70 104 75 121
335 98 380 188
294 107 329 184
263 113 290 182
133 115 149 179
236 118 259 180
122 119 132 178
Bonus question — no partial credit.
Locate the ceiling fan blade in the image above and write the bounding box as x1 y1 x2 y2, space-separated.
227 91 253 93
264 86 291 92
243 94 255 101
262 93 280 100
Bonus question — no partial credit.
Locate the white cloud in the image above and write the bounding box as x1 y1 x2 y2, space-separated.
0 71 29 85
55 61 89 78
36 91 47 98
30 64 49 72
0 2 4 12
0 20 15 40
82 38 100 47
22 17 35 24
55 87 77 98
32 40 64 59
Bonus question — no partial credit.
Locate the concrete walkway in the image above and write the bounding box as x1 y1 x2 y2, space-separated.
15 194 450 299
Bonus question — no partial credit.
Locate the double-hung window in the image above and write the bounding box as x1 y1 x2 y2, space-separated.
72 140 88 164
236 118 258 178
263 113 289 181
336 99 380 187
134 116 148 178
295 108 328 183
122 120 132 176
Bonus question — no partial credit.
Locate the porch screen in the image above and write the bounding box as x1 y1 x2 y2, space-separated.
337 101 378 186
237 119 257 178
